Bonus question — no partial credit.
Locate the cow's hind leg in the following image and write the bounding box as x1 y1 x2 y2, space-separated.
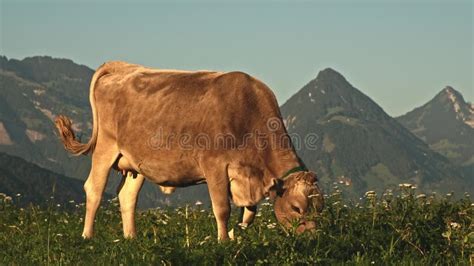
82 144 119 239
117 172 144 238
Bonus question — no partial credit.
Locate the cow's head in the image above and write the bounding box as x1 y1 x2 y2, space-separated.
272 171 324 233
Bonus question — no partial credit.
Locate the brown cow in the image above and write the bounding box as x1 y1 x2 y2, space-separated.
55 61 324 240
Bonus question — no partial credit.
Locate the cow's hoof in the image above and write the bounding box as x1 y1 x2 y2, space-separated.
82 233 93 239
228 225 248 242
123 234 137 239
228 229 235 240
237 222 249 229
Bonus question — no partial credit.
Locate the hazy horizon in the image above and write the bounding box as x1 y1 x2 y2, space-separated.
1 0 472 116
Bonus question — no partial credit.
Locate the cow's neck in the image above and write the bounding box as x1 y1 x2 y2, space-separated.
267 148 304 180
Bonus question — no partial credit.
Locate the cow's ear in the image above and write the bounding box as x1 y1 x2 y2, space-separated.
304 172 318 184
265 178 283 200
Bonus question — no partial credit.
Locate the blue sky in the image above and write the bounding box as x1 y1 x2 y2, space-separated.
1 0 472 116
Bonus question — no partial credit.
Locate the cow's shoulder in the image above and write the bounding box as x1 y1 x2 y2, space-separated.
215 71 274 98
216 71 253 84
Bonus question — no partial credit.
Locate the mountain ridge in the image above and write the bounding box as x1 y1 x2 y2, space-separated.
281 68 471 196
0 152 86 206
397 86 474 167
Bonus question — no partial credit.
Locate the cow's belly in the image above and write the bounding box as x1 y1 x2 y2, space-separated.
116 149 205 187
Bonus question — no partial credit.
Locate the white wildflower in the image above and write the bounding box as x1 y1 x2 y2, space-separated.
450 222 461 229
195 200 203 206
365 191 376 198
113 239 120 243
365 191 376 196
267 223 276 229
399 183 413 188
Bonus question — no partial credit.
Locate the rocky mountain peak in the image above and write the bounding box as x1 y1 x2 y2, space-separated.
317 67 346 79
439 86 465 104
433 86 474 128
397 86 474 166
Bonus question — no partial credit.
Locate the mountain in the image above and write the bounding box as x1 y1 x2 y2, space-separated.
280 68 471 196
397 87 474 167
0 152 85 206
2 55 470 201
0 55 93 178
0 55 209 207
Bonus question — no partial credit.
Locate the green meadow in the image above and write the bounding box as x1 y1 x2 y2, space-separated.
1 186 472 265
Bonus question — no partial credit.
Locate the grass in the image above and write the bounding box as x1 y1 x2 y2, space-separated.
0 186 473 265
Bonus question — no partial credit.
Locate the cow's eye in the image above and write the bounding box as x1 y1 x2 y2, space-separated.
291 205 302 214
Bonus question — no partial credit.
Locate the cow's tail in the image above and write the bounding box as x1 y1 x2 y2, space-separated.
54 65 109 156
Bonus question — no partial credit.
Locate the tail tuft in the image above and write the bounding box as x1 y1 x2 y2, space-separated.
54 115 93 156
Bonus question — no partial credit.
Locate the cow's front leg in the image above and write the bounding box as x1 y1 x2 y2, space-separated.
210 193 231 241
118 172 145 238
205 168 231 241
239 205 257 227
229 206 257 240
